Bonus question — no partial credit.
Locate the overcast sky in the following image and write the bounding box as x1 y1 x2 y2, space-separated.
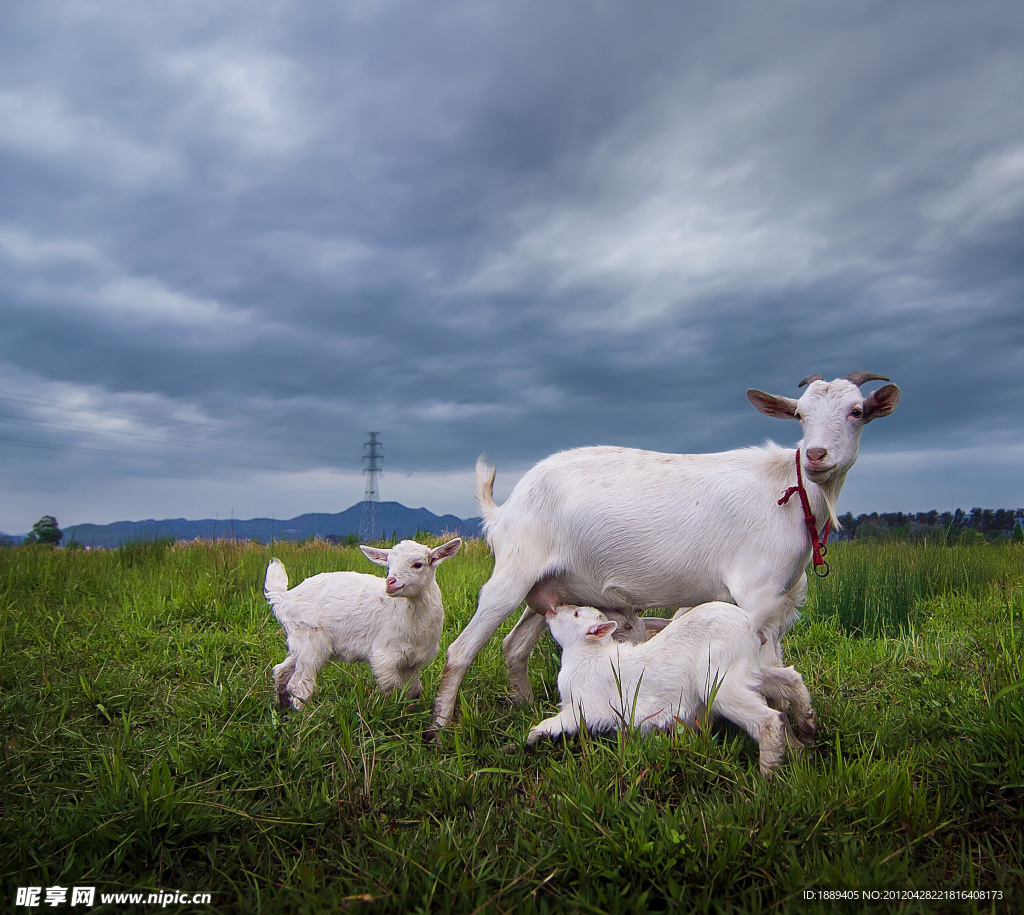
2 0 1023 535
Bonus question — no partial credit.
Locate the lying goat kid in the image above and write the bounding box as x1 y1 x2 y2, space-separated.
266 538 462 710
526 603 817 774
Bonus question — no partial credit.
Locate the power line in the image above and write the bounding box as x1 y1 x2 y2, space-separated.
0 433 203 462
0 433 342 473
0 388 234 434
0 410 306 459
0 390 477 497
0 388 340 451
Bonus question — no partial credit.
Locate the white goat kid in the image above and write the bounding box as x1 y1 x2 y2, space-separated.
526 604 816 775
432 372 899 732
266 538 462 710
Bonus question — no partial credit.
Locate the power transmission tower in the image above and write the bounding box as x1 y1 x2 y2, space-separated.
359 432 383 543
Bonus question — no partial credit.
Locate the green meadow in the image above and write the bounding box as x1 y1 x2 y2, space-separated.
1 538 1022 913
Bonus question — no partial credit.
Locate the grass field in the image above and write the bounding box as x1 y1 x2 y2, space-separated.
1 538 1022 913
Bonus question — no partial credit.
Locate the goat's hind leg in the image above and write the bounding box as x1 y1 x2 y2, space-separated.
272 655 297 710
502 576 567 705
285 657 320 711
282 632 328 711
503 608 549 704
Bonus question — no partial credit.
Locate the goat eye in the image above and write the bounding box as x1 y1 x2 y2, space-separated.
573 609 579 618
794 411 802 420
412 562 423 569
850 408 863 419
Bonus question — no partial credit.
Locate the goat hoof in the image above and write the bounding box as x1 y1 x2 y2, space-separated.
422 725 442 745
798 725 818 747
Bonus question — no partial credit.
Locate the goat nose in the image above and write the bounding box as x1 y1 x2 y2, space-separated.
806 447 828 463
386 576 397 586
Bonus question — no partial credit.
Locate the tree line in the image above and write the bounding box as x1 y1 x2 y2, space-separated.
834 507 1024 544
5 508 1024 549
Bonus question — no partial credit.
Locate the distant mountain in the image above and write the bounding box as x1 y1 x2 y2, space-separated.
62 502 483 548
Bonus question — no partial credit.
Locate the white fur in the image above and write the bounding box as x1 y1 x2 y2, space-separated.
266 538 461 710
527 604 817 775
432 375 899 729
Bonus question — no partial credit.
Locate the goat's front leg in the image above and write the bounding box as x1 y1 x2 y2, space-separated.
526 711 573 747
762 665 818 746
432 567 535 733
371 658 415 695
395 665 425 700
715 682 788 776
404 675 424 701
370 655 427 700
756 711 788 776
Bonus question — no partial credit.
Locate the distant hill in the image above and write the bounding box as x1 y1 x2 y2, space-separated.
62 502 483 548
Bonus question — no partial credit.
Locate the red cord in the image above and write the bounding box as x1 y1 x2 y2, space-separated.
778 449 830 577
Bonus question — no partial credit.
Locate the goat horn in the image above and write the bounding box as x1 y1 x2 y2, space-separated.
844 372 890 387
798 374 824 388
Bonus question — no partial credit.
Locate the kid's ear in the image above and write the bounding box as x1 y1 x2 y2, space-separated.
429 537 462 565
359 545 390 567
585 621 618 640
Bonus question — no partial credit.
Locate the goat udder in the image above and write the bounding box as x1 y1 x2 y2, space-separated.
525 578 563 616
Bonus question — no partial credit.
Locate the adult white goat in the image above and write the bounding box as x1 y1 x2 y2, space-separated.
267 538 461 710
430 372 899 733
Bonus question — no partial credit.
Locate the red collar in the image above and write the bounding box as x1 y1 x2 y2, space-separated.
778 449 831 577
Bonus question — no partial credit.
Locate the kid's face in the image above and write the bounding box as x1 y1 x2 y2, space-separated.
547 605 615 647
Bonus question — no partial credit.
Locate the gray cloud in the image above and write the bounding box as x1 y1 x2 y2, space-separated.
2 1 1023 533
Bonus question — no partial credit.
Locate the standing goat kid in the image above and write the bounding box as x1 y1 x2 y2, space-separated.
526 603 817 775
432 372 899 733
266 538 462 710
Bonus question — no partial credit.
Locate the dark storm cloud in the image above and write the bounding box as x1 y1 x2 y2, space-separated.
2 0 1024 531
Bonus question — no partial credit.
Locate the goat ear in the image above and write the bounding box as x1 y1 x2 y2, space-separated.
585 621 617 640
747 389 799 419
359 545 390 567
862 384 900 423
429 537 462 565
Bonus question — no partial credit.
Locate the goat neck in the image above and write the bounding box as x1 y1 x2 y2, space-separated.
796 441 844 529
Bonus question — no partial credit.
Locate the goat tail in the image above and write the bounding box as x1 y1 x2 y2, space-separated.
265 558 289 603
474 454 500 527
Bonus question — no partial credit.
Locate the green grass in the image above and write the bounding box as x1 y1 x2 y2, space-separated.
1 539 1022 913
